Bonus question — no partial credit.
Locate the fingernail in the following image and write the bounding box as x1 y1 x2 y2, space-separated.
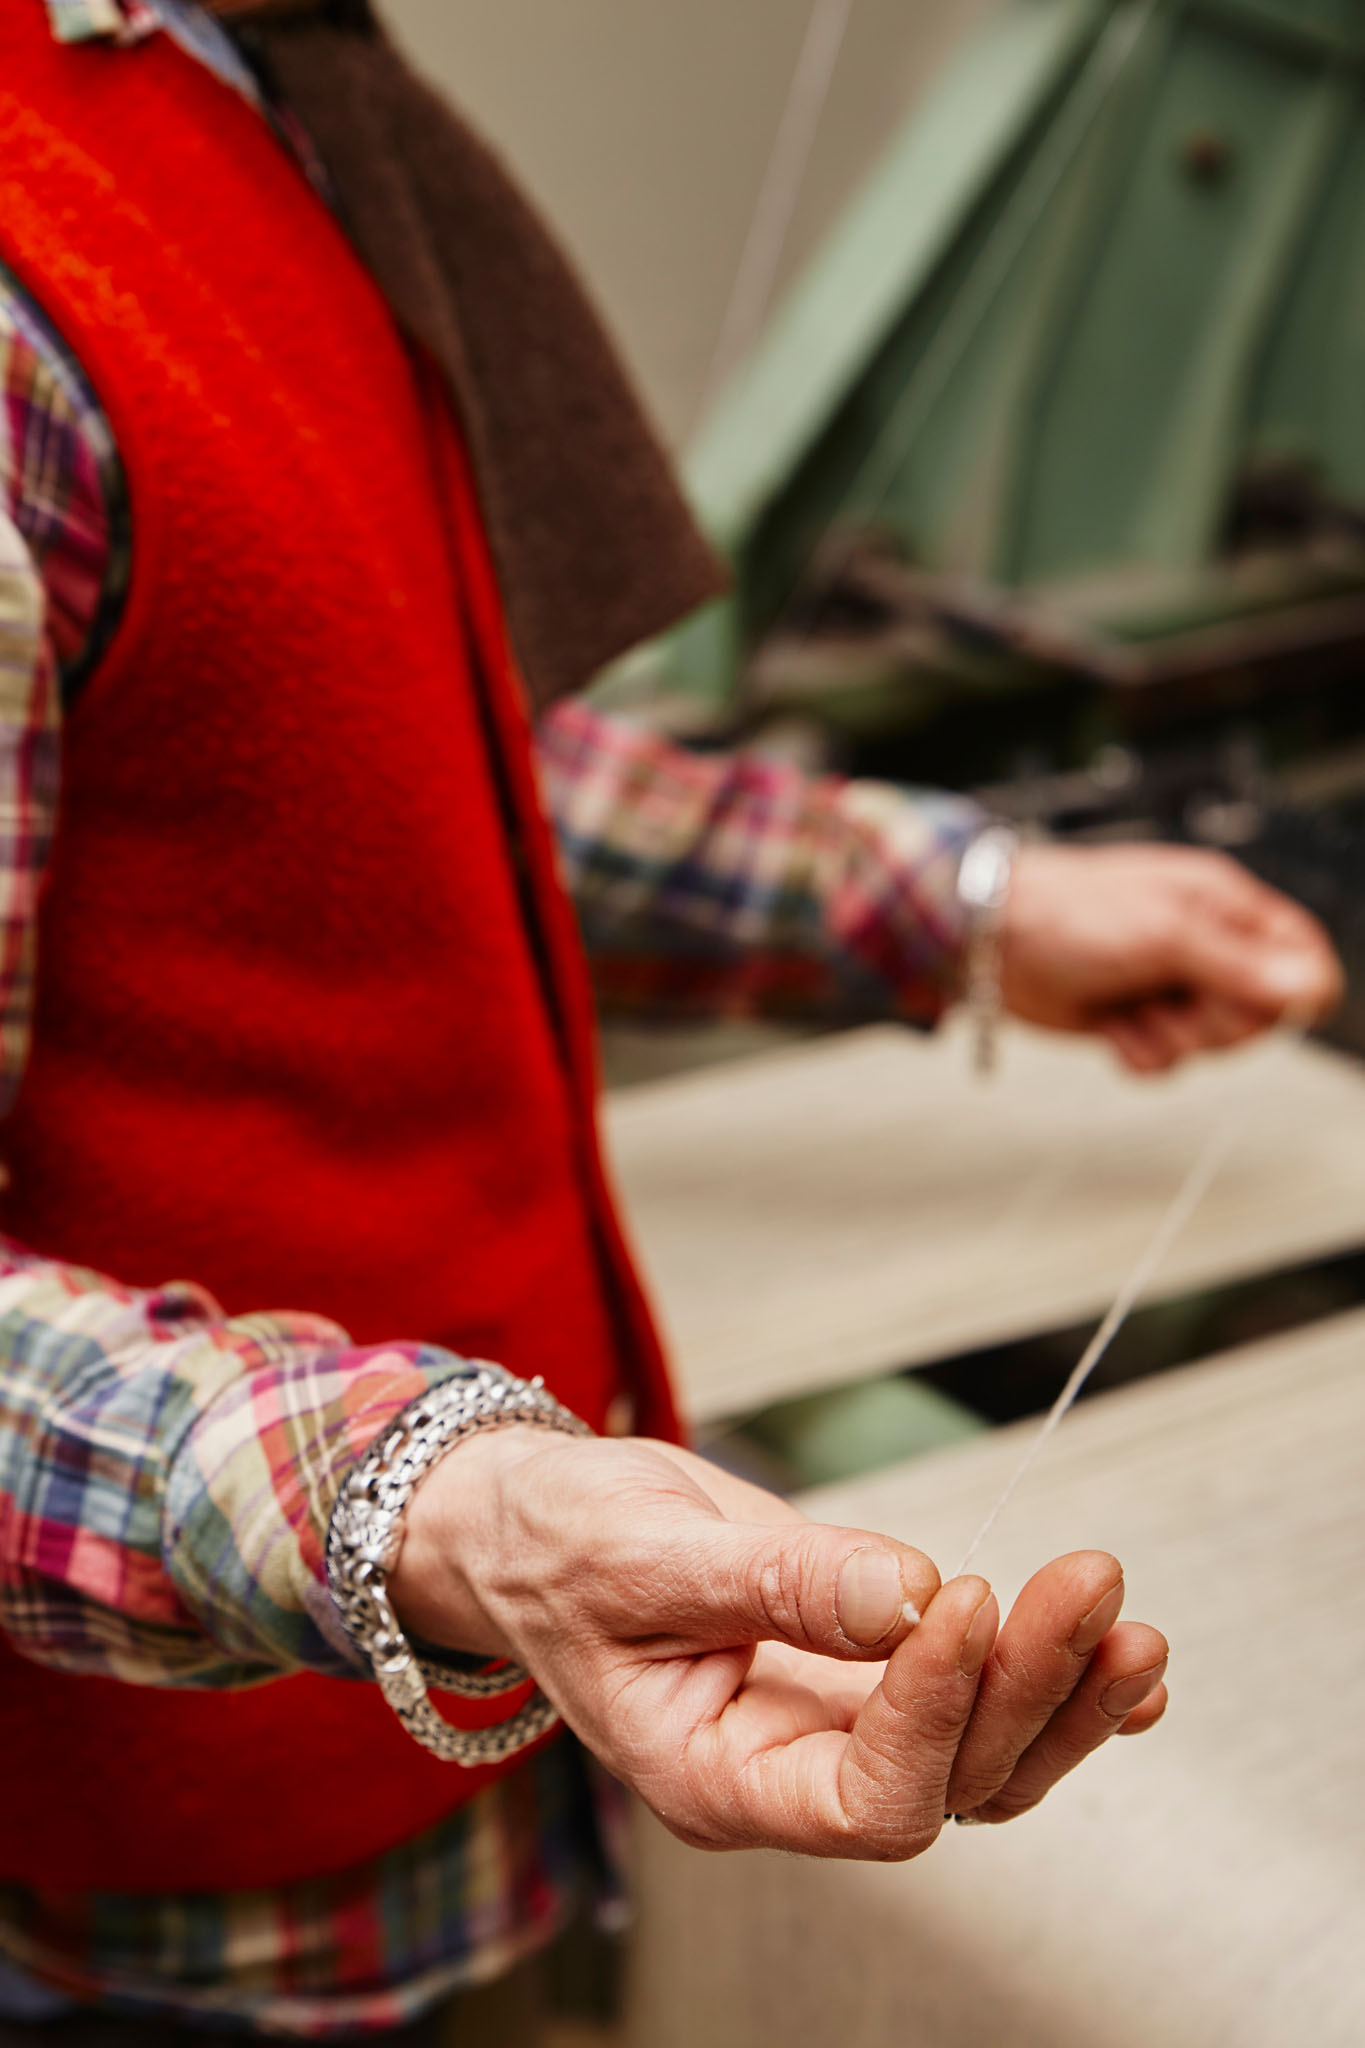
1100 1660 1167 1720
1262 955 1316 1000
952 1813 985 1828
836 1547 905 1647
1070 1580 1124 1657
958 1590 998 1677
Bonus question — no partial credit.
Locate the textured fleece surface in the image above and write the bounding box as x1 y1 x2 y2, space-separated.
257 5 727 713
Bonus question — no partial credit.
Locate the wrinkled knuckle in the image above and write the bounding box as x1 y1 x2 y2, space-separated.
874 1685 963 1760
988 1632 1034 1688
840 1756 943 1862
921 1692 978 1755
751 1535 813 1642
842 1755 949 1861
845 1800 941 1864
946 1762 1005 1815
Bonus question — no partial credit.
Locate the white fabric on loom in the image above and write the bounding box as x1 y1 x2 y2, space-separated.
607 1018 1365 1426
623 1309 1365 2046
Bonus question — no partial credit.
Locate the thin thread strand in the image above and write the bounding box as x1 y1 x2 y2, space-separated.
954 1015 1309 1578
692 0 856 437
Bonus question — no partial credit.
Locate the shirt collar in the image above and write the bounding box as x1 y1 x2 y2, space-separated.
44 0 265 113
47 0 161 46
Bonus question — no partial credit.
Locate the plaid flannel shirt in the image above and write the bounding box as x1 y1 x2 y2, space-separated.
0 0 981 2031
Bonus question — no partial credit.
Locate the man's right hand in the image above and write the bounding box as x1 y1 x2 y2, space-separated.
1001 842 1342 1071
389 1430 1168 1857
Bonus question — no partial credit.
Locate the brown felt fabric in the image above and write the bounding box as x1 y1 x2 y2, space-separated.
251 5 725 712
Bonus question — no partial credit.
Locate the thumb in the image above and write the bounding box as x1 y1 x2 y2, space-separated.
654 1517 942 1660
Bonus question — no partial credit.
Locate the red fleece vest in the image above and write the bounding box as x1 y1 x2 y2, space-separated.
0 16 675 1894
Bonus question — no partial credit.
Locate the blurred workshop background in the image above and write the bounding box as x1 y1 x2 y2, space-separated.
384 0 995 445
383 0 1365 1472
376 8 1364 2039
393 0 1365 1056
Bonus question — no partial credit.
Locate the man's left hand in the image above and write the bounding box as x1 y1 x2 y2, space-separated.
1000 843 1343 1074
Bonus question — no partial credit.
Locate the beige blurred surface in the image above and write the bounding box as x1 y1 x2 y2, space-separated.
624 1309 1365 2047
605 1020 1365 1426
381 0 995 442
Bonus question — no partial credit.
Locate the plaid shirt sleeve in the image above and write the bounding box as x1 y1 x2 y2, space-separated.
0 1239 474 1685
536 698 983 1025
0 496 61 1123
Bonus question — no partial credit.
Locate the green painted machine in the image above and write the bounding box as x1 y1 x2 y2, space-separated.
623 0 1365 759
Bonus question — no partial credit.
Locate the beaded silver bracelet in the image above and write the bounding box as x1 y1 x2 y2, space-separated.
957 823 1019 1077
326 1364 591 1765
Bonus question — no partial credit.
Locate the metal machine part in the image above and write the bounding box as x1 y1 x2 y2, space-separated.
630 0 1365 730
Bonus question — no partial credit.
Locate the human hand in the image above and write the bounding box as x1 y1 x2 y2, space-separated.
390 1431 1167 1856
1000 842 1342 1073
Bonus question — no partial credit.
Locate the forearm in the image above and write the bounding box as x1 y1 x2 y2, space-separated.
0 1237 476 1686
537 700 982 1026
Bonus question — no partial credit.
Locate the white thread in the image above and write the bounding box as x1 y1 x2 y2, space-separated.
692 0 857 438
954 1012 1311 1579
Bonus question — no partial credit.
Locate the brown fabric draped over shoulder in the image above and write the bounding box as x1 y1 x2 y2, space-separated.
250 3 725 711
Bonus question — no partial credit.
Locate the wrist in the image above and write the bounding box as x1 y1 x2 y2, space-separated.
326 1366 591 1763
388 1420 553 1658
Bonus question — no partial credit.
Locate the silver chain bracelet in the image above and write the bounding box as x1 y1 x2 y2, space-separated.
958 823 1019 1077
326 1364 591 1765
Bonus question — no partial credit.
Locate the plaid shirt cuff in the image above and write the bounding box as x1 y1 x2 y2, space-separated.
537 701 982 1026
0 1240 476 1687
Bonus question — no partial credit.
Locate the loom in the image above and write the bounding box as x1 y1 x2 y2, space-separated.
610 0 1365 1040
